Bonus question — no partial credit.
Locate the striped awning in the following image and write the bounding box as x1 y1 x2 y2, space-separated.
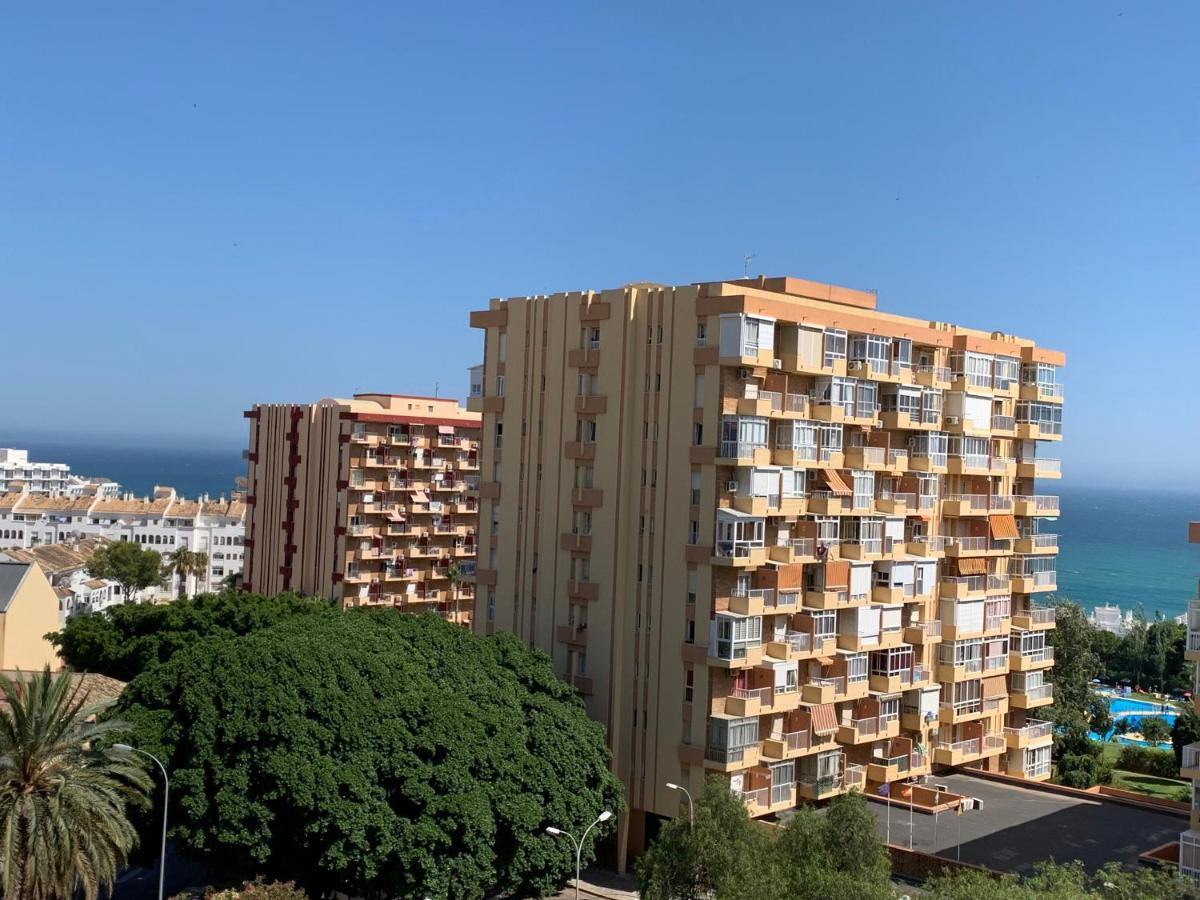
824 560 851 588
810 703 838 734
954 556 988 576
819 468 852 496
990 514 1020 540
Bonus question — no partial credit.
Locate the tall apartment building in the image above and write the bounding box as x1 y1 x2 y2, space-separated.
1180 520 1200 881
243 394 480 623
468 275 1063 866
0 448 73 494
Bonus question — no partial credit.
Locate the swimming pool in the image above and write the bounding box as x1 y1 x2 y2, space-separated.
1090 695 1178 750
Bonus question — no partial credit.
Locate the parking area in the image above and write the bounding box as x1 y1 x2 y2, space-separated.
867 772 1185 873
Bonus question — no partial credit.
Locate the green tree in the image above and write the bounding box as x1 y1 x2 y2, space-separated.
925 858 1194 898
161 548 210 601
1088 693 1113 738
86 540 164 606
117 611 623 900
48 590 334 681
637 778 775 900
1053 723 1111 788
1173 705 1200 767
1089 628 1121 681
1113 716 1131 737
1122 607 1149 689
0 668 151 900
1140 715 1171 746
1047 601 1097 728
773 795 892 900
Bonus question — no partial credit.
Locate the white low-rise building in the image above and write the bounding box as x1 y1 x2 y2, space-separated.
0 540 126 621
0 448 72 494
0 486 246 596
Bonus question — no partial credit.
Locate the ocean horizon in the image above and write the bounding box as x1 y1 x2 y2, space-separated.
5 438 1198 619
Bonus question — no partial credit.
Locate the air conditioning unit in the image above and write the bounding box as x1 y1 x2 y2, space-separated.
738 367 752 381
726 480 739 492
848 360 865 372
946 415 960 426
773 358 783 369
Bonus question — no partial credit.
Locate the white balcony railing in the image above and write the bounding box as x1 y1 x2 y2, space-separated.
915 364 951 382
991 415 1015 431
785 393 808 414
732 686 773 705
943 575 986 593
1016 494 1061 514
1004 720 1054 742
720 441 766 459
779 537 815 557
1025 607 1056 625
1183 743 1200 771
945 493 989 512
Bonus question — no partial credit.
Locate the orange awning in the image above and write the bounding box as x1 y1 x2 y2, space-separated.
824 560 851 588
954 557 988 576
819 468 852 496
989 514 1020 540
982 675 1007 699
815 656 836 666
810 703 838 734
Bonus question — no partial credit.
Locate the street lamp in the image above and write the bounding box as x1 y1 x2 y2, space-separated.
115 744 169 900
665 782 694 825
546 809 614 900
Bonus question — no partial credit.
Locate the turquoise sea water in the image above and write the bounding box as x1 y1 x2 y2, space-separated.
1052 486 1200 621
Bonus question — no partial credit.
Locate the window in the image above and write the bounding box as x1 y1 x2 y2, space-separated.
692 422 704 446
690 470 701 505
706 715 758 763
684 669 695 703
687 569 698 604
495 375 505 397
714 614 762 659
696 322 707 347
823 329 847 368
494 423 503 449
994 356 1019 390
694 372 705 407
584 326 600 349
497 332 507 362
576 419 598 442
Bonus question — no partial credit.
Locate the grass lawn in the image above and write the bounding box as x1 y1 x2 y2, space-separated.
1110 770 1190 801
1100 742 1123 765
1124 691 1186 707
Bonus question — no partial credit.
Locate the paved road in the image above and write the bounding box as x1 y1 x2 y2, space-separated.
868 773 1185 873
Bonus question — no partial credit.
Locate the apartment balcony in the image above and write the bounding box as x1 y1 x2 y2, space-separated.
1010 646 1055 671
766 631 818 661
807 490 846 515
560 532 592 553
707 645 765 670
803 586 856 610
906 535 948 558
731 495 780 517
838 625 905 653
1003 719 1054 750
801 676 869 705
991 414 1017 436
704 744 760 773
1012 606 1056 630
726 588 773 616
904 619 943 644
876 492 914 516
870 664 931 694
990 456 1017 476
1016 457 1062 480
770 538 818 564
1007 758 1053 782
1011 570 1057 594
1015 421 1063 442
934 734 1007 766
1014 533 1059 555
940 696 1010 725
934 659 985 685
1186 601 1200 662
839 538 884 562
574 394 607 415
1179 742 1200 780
844 446 888 471
913 365 952 388
712 543 768 568
871 583 920 604
868 750 929 784
1009 683 1054 709
940 575 987 600
772 445 819 468
567 347 601 368
1013 494 1061 517
838 714 901 746
945 535 1010 557
761 730 814 761
811 401 847 424
568 580 600 602
717 441 772 466
555 624 588 647
1019 381 1064 403
942 494 990 517
724 686 772 717
797 765 865 801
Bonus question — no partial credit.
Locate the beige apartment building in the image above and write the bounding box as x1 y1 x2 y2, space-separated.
1180 520 1200 881
468 275 1063 866
243 394 481 622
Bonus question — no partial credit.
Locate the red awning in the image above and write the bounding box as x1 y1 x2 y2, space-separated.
810 703 838 734
818 468 852 496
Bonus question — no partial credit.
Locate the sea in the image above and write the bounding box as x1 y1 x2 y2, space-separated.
6 440 1200 620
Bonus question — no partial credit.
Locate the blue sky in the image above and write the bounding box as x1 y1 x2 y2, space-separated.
2 2 1197 488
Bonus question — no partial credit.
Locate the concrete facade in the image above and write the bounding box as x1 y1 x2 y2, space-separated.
468 275 1064 866
1181 520 1200 881
0 561 63 671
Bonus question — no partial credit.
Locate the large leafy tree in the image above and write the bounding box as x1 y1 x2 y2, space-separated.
48 590 334 681
85 540 163 605
117 611 623 899
0 668 151 900
1047 601 1097 729
925 858 1193 898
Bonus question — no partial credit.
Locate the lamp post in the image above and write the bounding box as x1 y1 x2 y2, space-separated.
115 744 169 900
546 810 613 900
665 782 694 825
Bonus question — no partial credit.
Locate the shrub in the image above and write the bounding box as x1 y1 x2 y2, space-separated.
1115 744 1179 779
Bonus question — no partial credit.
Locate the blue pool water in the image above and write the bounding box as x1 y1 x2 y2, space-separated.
1090 695 1178 750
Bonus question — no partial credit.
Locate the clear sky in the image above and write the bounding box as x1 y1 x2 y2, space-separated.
2 2 1197 489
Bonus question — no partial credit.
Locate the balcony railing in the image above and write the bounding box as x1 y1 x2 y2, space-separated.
1016 494 1061 514
856 446 885 466
909 620 942 639
733 787 768 809
915 365 951 381
937 737 981 756
991 415 1015 431
1028 533 1058 549
887 449 909 468
950 536 988 551
807 676 847 694
785 393 809 414
1004 720 1053 742
945 493 989 512
1183 743 1200 771
988 574 1010 592
1024 457 1062 474
715 540 765 559
985 614 1008 632
984 734 1007 752
780 537 815 557
779 631 813 652
1018 646 1055 664
1188 632 1200 653
732 587 775 605
732 686 773 704
1017 683 1054 702
720 440 766 459
1025 607 1057 625
943 575 986 592
990 494 1015 511
784 731 811 752
1024 760 1052 778
844 765 865 791
706 745 751 764
880 490 915 507
845 716 881 738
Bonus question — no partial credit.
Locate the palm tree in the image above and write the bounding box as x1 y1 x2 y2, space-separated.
0 667 151 900
162 548 209 600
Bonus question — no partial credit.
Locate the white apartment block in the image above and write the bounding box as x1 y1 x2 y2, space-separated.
0 486 246 596
0 448 72 494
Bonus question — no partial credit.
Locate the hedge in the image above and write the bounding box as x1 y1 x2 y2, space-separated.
1115 744 1179 779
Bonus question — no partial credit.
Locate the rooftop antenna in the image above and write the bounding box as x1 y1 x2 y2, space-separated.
743 253 756 278
434 381 440 398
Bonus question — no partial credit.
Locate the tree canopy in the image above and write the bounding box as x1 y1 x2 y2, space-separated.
116 610 623 900
637 780 891 900
85 540 163 605
925 858 1194 898
48 590 335 681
